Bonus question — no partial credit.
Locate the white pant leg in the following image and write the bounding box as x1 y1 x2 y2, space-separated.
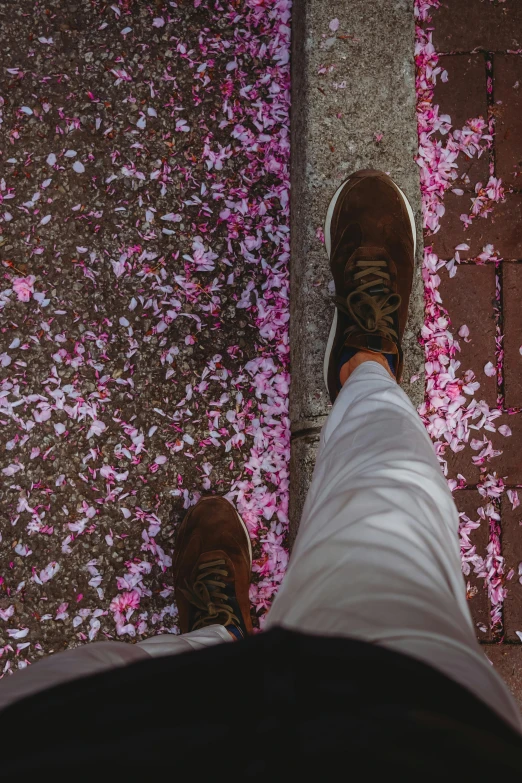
267 361 522 731
137 625 232 656
0 625 231 712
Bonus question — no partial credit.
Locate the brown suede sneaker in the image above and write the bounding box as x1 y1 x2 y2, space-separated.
173 496 253 637
323 169 416 403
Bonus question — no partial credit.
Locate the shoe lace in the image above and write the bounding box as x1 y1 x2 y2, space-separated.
180 559 240 630
333 256 401 341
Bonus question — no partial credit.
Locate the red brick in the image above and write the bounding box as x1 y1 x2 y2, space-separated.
434 55 489 187
432 0 522 53
444 413 522 488
444 444 481 485
500 495 522 641
442 412 522 492
438 263 498 485
488 412 522 485
438 264 498 406
435 55 488 131
455 489 491 639
503 263 522 407
444 413 521 485
495 55 522 188
444 422 510 485
431 193 522 260
484 645 522 717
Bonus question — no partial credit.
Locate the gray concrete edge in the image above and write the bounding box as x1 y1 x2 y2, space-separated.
288 0 424 547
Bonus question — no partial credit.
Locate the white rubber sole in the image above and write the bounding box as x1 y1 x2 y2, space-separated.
322 174 417 390
234 507 253 567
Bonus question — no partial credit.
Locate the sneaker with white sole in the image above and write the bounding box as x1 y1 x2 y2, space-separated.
323 169 416 403
173 496 253 638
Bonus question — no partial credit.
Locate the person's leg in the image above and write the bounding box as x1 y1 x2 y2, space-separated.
267 358 521 728
137 494 258 657
0 496 250 711
0 625 233 714
267 170 522 732
0 641 149 712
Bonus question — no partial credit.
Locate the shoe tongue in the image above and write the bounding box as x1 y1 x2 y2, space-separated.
344 333 398 355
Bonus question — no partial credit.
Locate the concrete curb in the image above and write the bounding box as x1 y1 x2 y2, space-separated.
289 0 424 545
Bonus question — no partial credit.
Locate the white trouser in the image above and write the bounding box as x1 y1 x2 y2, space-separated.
0 362 519 732
0 626 232 712
267 362 521 731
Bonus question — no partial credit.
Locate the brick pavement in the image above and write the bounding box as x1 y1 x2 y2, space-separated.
429 0 522 708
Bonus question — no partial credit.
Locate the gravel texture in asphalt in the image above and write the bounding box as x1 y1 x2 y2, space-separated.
0 0 290 669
